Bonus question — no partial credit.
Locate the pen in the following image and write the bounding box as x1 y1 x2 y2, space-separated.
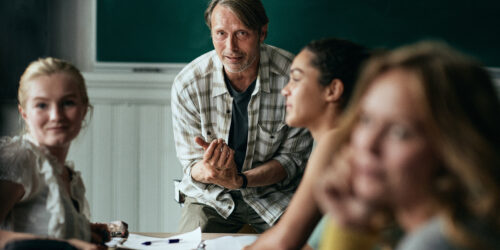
142 238 181 245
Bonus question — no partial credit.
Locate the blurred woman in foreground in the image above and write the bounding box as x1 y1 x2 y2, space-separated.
315 41 500 250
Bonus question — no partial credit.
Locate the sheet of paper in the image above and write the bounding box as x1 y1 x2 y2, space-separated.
118 227 202 250
204 235 258 250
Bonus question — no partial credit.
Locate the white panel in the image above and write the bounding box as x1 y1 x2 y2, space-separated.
67 114 94 207
90 104 114 222
112 104 140 230
136 105 183 233
137 105 164 232
163 105 183 232
83 72 175 105
73 71 184 232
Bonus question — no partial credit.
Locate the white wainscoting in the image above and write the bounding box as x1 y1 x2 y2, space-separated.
67 72 182 233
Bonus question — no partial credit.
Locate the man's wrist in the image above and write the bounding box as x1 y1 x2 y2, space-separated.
237 173 248 189
189 161 206 183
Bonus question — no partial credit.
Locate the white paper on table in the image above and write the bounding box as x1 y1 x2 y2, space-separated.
117 227 202 250
204 235 258 250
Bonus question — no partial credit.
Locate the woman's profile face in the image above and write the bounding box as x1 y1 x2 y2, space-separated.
281 49 327 128
19 72 87 150
350 69 437 207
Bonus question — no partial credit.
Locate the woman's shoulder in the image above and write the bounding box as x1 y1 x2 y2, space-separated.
0 135 39 183
0 135 37 165
396 217 457 250
398 216 500 250
308 215 330 248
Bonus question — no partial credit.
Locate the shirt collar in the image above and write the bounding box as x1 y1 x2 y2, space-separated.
257 44 270 94
211 55 227 97
24 133 40 147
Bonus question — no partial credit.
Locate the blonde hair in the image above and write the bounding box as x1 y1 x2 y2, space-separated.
18 57 89 109
335 41 500 248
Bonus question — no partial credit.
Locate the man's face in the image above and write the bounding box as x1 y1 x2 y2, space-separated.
210 4 266 74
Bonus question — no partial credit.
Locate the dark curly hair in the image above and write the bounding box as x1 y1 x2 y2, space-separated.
304 38 370 110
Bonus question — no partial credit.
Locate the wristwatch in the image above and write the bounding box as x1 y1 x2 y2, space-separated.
237 173 247 189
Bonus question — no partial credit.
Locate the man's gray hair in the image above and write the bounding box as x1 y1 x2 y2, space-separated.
204 0 269 32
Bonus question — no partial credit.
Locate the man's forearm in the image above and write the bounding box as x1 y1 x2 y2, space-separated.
244 159 287 187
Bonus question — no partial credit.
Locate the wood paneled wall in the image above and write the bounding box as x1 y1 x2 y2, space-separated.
68 72 182 233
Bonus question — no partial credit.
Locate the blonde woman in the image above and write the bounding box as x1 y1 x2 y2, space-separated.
0 58 127 249
315 42 500 249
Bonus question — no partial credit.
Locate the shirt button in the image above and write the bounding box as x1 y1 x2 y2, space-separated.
228 206 232 209
270 135 275 139
207 131 211 135
226 110 230 114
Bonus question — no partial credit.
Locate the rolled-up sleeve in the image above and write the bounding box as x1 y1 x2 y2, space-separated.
272 126 313 187
171 79 203 175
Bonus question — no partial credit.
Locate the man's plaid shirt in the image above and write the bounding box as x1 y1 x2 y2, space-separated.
171 44 313 225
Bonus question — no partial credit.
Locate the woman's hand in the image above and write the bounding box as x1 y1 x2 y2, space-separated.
90 223 110 244
314 147 387 233
107 220 129 238
90 220 128 246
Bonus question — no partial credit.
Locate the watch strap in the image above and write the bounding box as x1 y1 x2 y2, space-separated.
237 173 247 189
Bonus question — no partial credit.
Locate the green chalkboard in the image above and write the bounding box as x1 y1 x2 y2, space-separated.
97 0 500 67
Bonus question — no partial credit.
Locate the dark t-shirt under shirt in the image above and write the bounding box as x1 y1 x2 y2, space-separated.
224 74 256 172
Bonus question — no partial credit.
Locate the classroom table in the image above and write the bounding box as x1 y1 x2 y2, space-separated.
114 232 259 249
135 232 258 240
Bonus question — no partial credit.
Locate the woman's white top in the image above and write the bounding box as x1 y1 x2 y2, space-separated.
0 135 91 241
